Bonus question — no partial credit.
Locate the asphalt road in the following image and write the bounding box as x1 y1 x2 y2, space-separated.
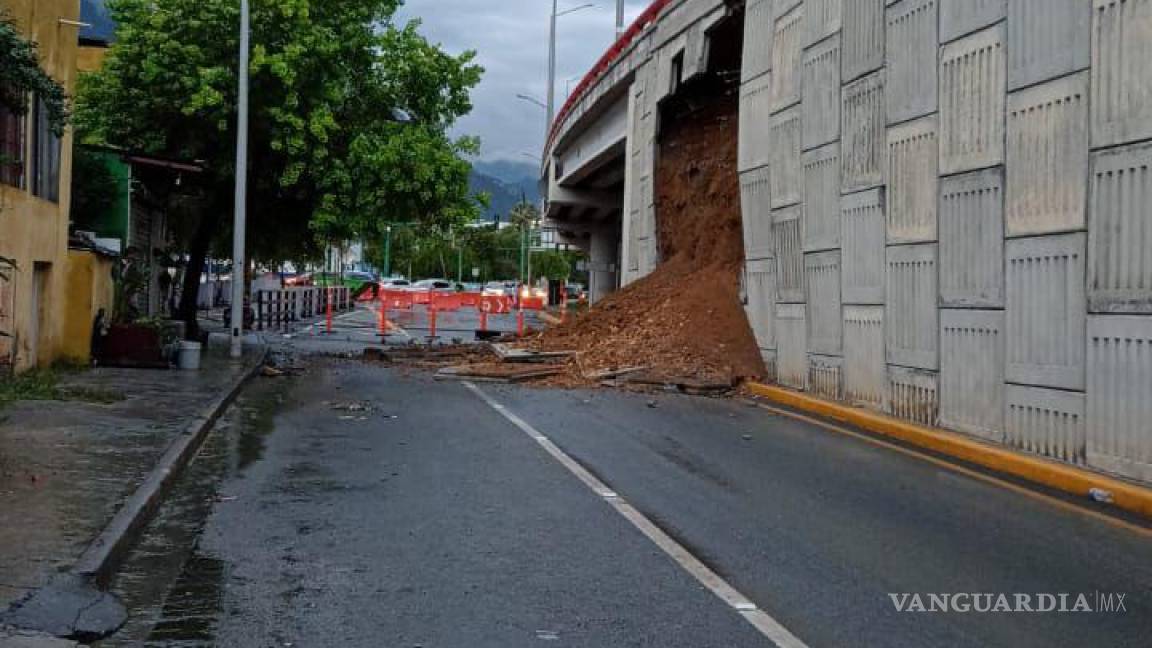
102 357 1152 647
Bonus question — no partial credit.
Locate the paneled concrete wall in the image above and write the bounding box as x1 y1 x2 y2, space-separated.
735 0 1152 483
844 305 886 409
802 142 840 251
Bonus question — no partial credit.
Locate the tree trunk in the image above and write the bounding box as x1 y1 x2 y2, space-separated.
177 208 222 340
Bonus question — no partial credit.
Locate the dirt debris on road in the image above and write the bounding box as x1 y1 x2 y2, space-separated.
530 74 764 387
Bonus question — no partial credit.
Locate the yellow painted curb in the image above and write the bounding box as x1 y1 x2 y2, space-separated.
745 382 1152 521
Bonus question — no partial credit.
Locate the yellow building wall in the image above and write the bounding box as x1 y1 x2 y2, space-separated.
0 0 81 370
77 44 106 73
60 250 114 362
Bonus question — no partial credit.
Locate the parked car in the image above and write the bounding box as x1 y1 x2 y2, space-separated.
411 279 456 294
380 277 411 289
313 271 378 293
565 283 587 301
482 281 517 297
285 272 313 287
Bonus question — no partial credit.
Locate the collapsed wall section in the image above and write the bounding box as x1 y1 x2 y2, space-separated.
738 0 1152 484
538 7 764 384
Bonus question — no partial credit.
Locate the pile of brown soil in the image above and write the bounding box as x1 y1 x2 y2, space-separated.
534 82 764 385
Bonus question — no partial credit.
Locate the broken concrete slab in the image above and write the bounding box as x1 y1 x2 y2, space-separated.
585 366 649 380
0 575 125 643
490 343 575 364
436 364 565 383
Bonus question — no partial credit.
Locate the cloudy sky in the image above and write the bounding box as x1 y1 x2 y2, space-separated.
396 0 650 163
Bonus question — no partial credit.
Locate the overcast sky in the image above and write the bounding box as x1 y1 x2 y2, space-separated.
396 0 650 163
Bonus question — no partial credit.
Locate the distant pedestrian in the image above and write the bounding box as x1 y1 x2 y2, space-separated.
91 308 109 366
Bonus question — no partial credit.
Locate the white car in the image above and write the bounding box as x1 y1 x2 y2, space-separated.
482 281 516 297
411 279 455 292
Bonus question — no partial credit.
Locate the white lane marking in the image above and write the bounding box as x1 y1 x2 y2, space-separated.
462 381 808 648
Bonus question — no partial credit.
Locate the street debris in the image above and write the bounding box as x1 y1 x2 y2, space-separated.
490 343 575 364
329 401 374 412
362 344 493 367
435 363 565 383
1089 487 1115 504
584 365 648 381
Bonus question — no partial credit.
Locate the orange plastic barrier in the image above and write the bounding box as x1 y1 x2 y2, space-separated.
381 289 413 310
431 292 463 311
520 295 547 311
460 291 481 307
478 295 513 314
411 290 431 305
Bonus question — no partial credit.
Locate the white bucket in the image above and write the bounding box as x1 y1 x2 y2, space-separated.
177 341 202 370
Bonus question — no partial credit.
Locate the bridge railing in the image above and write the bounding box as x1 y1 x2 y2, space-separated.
547 0 672 152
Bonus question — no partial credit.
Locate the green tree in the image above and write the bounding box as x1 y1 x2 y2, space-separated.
509 200 539 230
530 250 573 281
75 0 484 335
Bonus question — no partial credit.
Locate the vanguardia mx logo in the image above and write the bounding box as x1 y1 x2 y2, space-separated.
888 592 1128 613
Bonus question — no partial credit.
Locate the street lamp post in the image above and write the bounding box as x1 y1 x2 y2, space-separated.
545 3 596 131
229 0 251 359
547 0 558 128
383 225 393 278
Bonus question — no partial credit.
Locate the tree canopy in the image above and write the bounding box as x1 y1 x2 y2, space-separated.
76 0 485 260
74 0 485 331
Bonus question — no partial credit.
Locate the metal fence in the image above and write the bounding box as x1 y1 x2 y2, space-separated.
254 286 352 332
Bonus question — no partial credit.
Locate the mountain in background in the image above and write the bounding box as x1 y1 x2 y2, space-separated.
469 160 541 223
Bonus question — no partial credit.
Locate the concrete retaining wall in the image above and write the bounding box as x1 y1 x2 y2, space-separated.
738 0 1152 483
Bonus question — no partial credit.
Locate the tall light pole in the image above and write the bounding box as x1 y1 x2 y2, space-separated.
382 224 393 278
229 0 251 359
547 0 558 129
616 0 625 36
516 93 548 142
546 3 597 132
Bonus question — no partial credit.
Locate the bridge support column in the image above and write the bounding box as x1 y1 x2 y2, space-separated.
588 226 620 304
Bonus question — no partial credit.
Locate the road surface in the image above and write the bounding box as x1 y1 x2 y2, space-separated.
99 350 1152 647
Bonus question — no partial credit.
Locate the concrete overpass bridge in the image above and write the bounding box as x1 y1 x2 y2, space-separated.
544 0 1152 487
542 0 732 303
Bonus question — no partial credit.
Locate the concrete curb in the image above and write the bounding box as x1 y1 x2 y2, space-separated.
745 382 1152 521
71 344 269 585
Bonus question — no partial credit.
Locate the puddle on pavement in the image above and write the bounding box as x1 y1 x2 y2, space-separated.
95 376 292 646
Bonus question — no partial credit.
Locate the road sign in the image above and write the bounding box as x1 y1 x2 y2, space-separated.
472 267 480 278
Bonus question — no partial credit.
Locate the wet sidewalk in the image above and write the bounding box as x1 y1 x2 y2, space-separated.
0 341 262 609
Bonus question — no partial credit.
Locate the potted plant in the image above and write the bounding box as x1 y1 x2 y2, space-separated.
97 250 169 368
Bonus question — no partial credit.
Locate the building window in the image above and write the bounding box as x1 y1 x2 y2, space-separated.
31 95 61 202
0 94 26 189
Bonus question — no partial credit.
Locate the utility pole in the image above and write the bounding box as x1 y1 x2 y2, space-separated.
547 0 558 129
383 225 392 278
229 0 250 359
546 3 596 133
616 0 625 36
519 225 528 284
